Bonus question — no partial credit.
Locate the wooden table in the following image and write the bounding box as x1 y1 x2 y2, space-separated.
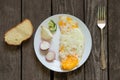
0 0 120 80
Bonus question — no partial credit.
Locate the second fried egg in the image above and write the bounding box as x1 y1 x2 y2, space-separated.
59 16 85 70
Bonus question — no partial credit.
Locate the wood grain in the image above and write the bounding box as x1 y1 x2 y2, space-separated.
0 0 21 80
22 0 51 80
84 0 108 80
108 0 120 80
52 0 84 80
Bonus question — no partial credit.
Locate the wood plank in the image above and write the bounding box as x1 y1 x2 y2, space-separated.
52 0 84 80
22 0 51 80
0 0 21 80
108 0 120 80
84 0 108 80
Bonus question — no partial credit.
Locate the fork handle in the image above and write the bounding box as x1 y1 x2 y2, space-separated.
100 29 107 69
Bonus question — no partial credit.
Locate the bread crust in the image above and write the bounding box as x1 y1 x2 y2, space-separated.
4 19 34 46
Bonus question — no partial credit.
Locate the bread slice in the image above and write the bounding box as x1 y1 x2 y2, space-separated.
4 19 33 45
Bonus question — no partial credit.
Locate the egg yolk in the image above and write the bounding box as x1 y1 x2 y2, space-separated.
59 21 66 27
66 17 72 22
59 16 78 29
61 55 79 70
59 45 64 52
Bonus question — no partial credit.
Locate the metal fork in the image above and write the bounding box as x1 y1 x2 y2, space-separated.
97 6 107 69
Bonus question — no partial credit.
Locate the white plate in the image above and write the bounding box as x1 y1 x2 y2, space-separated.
34 14 92 72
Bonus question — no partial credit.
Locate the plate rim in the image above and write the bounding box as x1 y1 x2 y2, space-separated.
34 14 92 72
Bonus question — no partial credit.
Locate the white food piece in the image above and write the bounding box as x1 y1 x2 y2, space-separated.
40 41 50 50
41 26 53 40
45 51 55 62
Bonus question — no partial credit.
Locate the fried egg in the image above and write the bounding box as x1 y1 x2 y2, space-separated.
59 16 85 70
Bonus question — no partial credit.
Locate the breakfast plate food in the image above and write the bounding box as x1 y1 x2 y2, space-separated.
34 14 92 72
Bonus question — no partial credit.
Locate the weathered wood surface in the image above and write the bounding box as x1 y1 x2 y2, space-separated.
0 0 21 80
84 0 108 80
108 0 120 80
0 0 120 80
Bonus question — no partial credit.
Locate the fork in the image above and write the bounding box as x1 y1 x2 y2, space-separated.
97 6 107 69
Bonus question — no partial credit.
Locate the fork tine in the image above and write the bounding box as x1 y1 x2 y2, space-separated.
103 7 106 21
101 6 103 20
101 6 104 20
98 6 102 20
98 6 106 21
97 6 100 20
102 6 104 20
100 6 102 20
